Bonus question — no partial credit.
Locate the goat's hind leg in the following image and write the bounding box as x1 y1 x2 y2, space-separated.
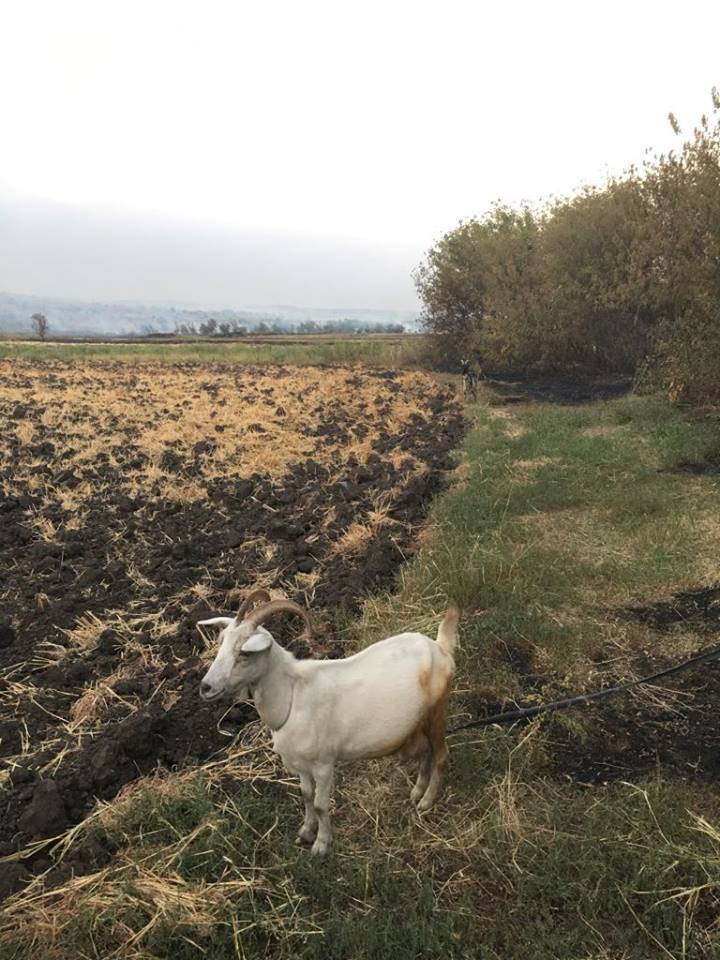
409 733 432 806
416 696 450 814
411 752 433 806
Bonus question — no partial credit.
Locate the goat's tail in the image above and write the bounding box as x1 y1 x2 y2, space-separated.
436 602 460 657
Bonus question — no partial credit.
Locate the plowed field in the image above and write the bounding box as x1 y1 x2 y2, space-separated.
0 360 464 897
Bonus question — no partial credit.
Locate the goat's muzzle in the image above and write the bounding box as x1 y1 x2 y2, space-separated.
199 678 223 701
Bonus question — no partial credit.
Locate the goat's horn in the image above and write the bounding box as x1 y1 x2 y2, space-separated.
245 599 312 640
235 588 272 623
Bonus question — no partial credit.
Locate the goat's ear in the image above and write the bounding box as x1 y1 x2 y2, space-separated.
240 631 272 654
197 617 235 629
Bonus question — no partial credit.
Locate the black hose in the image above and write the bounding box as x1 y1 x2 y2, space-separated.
449 644 720 734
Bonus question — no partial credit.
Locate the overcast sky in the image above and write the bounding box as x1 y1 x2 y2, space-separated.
1 0 718 310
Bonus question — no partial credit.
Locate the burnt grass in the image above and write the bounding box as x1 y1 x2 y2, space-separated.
459 585 720 785
547 665 720 784
547 585 720 784
0 361 464 899
485 370 633 405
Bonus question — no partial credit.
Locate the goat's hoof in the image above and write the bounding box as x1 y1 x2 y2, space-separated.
410 788 424 806
416 798 434 815
310 838 331 857
296 826 318 846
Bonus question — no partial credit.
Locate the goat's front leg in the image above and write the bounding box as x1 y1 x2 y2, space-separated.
296 770 318 846
310 762 334 857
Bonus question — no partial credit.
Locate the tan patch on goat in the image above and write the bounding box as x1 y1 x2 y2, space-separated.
394 729 431 762
418 664 433 706
364 665 452 761
367 719 427 760
425 692 449 763
390 673 452 762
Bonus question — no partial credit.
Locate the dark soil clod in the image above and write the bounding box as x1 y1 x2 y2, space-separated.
17 780 68 838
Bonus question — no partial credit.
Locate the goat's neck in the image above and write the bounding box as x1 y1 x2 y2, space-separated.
252 643 296 731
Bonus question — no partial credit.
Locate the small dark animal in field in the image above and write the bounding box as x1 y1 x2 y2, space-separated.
460 359 481 400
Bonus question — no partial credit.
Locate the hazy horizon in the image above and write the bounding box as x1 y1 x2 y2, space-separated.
1 189 423 312
2 0 719 312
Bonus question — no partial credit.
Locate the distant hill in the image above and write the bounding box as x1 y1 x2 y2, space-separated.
0 291 421 337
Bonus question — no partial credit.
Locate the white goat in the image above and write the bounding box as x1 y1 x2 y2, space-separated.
198 592 459 856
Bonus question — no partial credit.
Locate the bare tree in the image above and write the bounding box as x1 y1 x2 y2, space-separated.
30 312 49 340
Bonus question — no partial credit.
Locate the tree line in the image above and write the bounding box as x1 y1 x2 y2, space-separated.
416 91 720 399
172 318 407 337
22 313 407 340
